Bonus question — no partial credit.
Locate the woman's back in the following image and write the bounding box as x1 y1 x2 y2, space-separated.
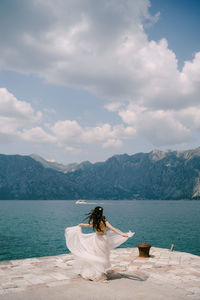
90 217 107 234
95 220 106 235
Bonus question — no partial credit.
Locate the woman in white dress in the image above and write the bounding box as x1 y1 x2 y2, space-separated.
65 206 134 282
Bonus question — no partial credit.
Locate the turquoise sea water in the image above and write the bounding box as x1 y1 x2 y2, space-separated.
0 200 200 261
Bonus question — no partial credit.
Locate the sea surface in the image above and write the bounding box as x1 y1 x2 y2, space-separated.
0 200 200 261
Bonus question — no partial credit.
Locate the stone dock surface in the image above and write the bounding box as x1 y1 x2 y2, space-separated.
0 247 200 300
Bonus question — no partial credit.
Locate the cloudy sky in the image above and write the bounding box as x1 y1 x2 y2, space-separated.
0 0 200 164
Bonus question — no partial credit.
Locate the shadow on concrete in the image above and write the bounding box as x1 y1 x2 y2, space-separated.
107 272 148 282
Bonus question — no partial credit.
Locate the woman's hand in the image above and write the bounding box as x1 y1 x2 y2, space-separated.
121 233 129 238
78 224 82 227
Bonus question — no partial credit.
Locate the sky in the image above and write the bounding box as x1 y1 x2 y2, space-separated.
0 0 200 164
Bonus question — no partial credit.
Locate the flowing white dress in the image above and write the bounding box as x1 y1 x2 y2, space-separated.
65 225 134 280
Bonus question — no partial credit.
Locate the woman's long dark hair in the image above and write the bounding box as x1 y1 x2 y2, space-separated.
83 206 106 232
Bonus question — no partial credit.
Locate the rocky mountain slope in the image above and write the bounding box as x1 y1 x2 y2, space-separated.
0 155 78 199
30 154 92 173
0 148 200 200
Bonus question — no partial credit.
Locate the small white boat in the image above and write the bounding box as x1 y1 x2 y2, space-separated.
76 200 87 204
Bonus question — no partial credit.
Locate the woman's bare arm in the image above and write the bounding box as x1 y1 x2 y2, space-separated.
106 221 128 237
78 223 92 227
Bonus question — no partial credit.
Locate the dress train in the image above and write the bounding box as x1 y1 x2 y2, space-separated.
65 226 134 280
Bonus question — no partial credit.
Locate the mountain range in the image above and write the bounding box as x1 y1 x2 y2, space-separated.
1 147 200 200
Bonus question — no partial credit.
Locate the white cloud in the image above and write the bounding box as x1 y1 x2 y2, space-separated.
180 52 200 96
21 127 56 143
0 88 136 150
0 88 42 143
1 0 197 106
138 111 190 146
0 0 200 148
0 88 41 122
51 120 82 144
51 120 136 151
0 0 155 101
104 102 124 112
118 104 199 146
102 139 122 149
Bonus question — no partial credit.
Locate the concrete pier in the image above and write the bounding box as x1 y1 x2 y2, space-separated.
0 247 200 299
